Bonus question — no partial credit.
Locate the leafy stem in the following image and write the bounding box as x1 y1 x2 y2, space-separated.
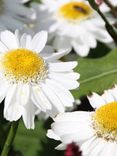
1 120 19 156
88 0 117 45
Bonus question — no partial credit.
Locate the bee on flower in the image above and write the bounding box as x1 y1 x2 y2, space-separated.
31 0 113 57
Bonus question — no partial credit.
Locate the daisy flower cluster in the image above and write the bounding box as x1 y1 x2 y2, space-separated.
0 0 117 156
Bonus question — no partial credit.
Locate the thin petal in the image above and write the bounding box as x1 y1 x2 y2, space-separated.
31 31 47 52
17 84 30 106
49 62 78 72
87 92 106 109
1 30 18 49
45 48 71 62
22 100 36 129
32 85 52 110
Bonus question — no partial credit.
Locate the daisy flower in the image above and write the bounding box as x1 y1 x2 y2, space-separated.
31 0 112 57
47 87 117 155
0 0 36 32
0 30 79 129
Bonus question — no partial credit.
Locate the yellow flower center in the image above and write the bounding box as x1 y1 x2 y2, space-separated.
93 102 117 141
2 49 46 83
58 2 93 22
95 102 117 132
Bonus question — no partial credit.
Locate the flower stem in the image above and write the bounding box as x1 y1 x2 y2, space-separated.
88 0 117 45
1 121 19 156
97 8 117 45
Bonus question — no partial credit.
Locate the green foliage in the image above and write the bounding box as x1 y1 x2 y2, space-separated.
32 0 41 2
73 48 117 98
13 119 63 156
14 120 47 156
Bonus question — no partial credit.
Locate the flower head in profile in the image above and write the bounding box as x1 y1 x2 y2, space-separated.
47 86 117 155
0 0 36 33
0 30 79 129
31 0 112 57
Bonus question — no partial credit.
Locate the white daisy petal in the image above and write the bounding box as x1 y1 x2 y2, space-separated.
17 84 30 106
25 35 32 49
108 85 117 101
54 111 92 122
20 33 27 48
0 41 8 53
88 138 106 156
47 129 60 140
55 143 66 150
32 85 52 111
45 48 71 62
87 92 106 109
49 72 80 80
49 62 78 72
46 79 74 107
102 90 115 103
1 30 18 49
4 84 22 121
48 73 79 89
0 79 9 103
22 100 37 129
4 84 17 115
31 31 48 53
100 142 117 156
41 83 65 113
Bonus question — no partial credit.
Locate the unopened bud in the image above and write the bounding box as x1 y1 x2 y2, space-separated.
95 0 103 5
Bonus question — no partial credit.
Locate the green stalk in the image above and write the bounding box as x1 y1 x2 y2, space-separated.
88 0 117 45
1 121 19 156
97 8 117 45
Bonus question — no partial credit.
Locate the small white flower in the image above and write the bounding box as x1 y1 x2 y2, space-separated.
0 30 79 129
31 0 113 57
0 0 36 33
47 87 117 155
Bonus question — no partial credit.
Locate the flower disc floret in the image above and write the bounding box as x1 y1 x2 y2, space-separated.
2 48 46 82
58 2 93 22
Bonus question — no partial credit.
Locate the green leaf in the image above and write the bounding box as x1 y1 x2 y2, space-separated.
13 120 47 156
73 48 117 98
13 119 63 156
32 0 41 2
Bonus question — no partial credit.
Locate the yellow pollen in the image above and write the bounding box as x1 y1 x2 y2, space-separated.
58 2 93 21
94 102 117 132
2 48 45 81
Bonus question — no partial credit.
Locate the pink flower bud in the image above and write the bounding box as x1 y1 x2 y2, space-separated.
95 0 103 5
65 142 82 156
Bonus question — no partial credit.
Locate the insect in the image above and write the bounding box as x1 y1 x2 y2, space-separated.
73 5 88 14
